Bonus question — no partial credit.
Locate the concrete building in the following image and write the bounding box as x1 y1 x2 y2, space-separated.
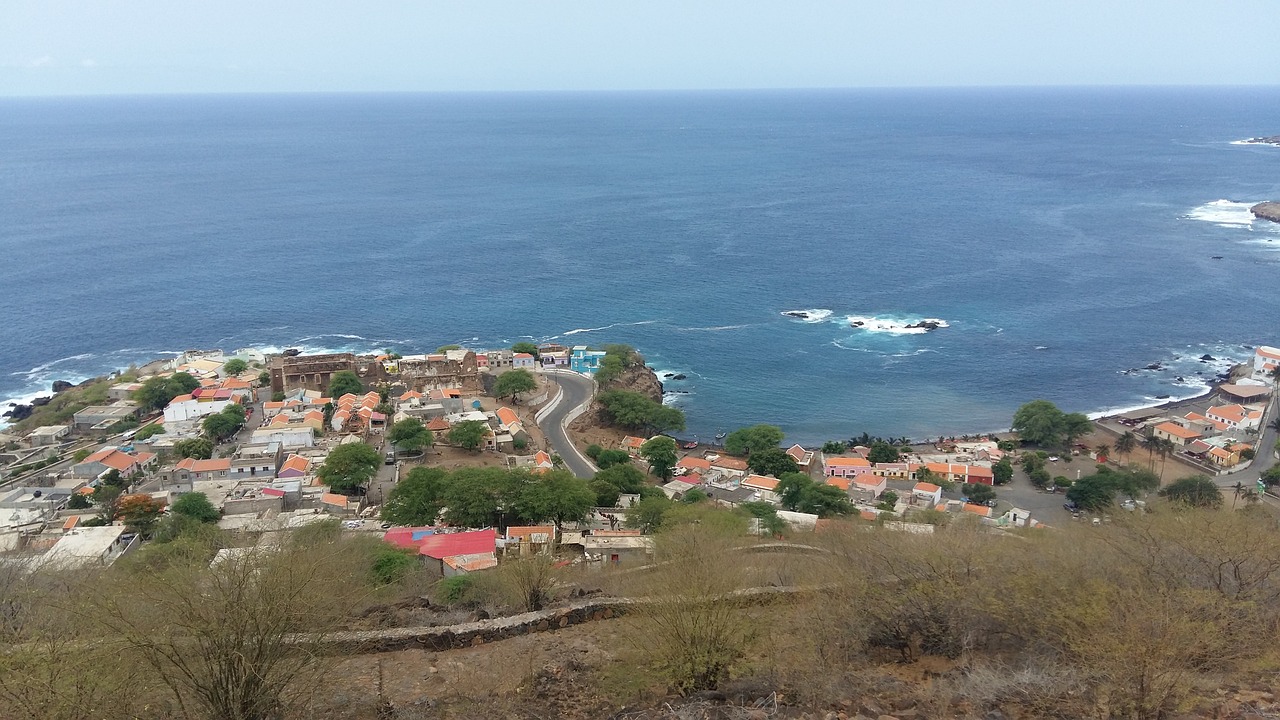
41 525 133 569
27 425 70 447
71 403 139 432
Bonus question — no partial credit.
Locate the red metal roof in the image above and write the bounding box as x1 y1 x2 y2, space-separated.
416 528 496 560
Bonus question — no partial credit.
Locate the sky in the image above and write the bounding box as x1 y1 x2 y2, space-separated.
2 0 1278 96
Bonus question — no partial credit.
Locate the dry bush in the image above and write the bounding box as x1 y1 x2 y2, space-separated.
93 532 380 720
489 554 562 613
628 524 757 694
0 563 158 720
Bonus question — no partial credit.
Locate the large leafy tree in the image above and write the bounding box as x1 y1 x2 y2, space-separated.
746 447 800 478
170 492 221 523
116 494 166 536
440 467 522 528
446 420 489 452
201 405 244 441
723 425 784 456
133 372 200 411
1011 400 1069 447
624 495 673 533
1160 475 1223 509
381 467 448 526
594 449 632 469
1066 474 1116 511
510 342 540 358
327 370 364 398
174 438 213 460
222 359 248 376
591 463 647 505
386 418 433 454
992 457 1014 485
597 390 685 433
517 470 596 529
963 483 996 505
316 442 381 495
795 483 854 517
867 442 900 464
639 436 678 480
493 369 537 402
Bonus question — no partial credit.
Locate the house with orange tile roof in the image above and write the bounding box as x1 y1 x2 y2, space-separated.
965 465 995 486
676 456 712 473
512 352 536 370
1152 421 1202 446
742 474 782 503
852 474 887 499
72 447 157 480
1253 345 1280 378
824 456 873 478
825 476 852 492
1183 412 1228 435
321 492 359 515
872 462 911 479
961 503 992 518
532 450 554 473
276 454 313 479
495 406 523 434
1205 404 1264 432
709 455 749 477
503 525 556 556
425 417 451 433
620 436 647 455
912 482 943 505
785 444 815 470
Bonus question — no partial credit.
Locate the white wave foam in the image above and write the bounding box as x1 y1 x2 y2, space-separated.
677 324 750 332
10 353 98 377
1231 139 1280 147
845 315 949 335
1185 199 1261 227
780 309 832 323
555 320 659 338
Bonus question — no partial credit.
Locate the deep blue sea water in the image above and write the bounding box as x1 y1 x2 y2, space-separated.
2 88 1279 444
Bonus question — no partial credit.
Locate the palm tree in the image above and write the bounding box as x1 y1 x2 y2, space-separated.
1115 431 1137 462
1232 481 1245 509
1095 444 1112 462
1158 438 1177 479
1139 433 1161 472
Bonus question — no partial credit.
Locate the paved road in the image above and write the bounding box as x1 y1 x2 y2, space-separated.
1212 394 1278 490
539 370 598 478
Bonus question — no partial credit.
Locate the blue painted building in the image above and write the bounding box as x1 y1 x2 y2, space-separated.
570 345 607 374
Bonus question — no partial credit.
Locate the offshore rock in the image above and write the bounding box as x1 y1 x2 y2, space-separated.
1252 202 1280 223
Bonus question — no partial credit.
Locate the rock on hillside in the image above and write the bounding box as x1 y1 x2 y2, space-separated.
1251 201 1280 223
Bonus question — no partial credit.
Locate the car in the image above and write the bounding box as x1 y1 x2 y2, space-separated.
1063 500 1080 512
384 450 396 465
1048 456 1060 462
342 520 362 529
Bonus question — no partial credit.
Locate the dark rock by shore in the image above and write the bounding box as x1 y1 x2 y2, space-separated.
3 404 33 421
1251 201 1280 224
903 320 945 331
51 380 74 393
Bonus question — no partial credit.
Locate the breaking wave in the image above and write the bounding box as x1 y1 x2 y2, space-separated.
845 315 949 335
780 309 832 323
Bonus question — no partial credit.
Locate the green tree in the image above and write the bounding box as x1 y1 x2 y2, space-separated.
624 495 673 533
1115 430 1138 460
1062 412 1095 448
493 369 538 402
877 489 899 511
381 467 447 526
510 342 540 358
639 436 679 480
585 444 603 460
681 488 708 504
821 440 848 455
440 468 522 528
1066 474 1117 511
590 478 622 508
746 447 800 477
775 472 813 510
594 449 632 469
593 463 647 495
133 372 200 411
867 442 900 464
962 483 996 505
91 484 123 524
327 370 363 398
796 483 854 517
72 448 92 463
992 457 1013 485
257 370 272 387
723 424 785 456
386 418 433 454
201 405 244 441
170 492 221 523
1030 467 1052 489
222 359 248 376
436 345 461 353
1011 399 1069 447
597 390 686 433
174 438 214 460
740 501 787 536
134 423 165 441
67 492 92 510
370 545 417 586
446 420 489 451
316 442 381 495
517 470 596 529
1159 475 1224 509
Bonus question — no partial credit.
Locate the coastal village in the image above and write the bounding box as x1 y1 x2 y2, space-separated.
0 338 1278 720
0 339 1276 575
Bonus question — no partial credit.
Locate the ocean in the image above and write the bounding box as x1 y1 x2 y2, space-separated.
2 87 1278 444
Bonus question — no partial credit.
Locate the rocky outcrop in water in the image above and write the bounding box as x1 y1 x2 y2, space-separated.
1242 135 1280 146
1251 202 1280 223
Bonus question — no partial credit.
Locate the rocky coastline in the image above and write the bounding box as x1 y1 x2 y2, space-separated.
1241 135 1280 147
1251 201 1280 224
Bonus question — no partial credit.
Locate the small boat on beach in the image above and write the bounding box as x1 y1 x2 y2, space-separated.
714 429 727 440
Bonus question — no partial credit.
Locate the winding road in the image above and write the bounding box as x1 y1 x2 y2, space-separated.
538 370 599 478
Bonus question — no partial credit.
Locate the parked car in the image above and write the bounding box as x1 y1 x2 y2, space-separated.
1063 500 1080 512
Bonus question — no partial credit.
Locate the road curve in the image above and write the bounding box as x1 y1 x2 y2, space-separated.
539 370 599 478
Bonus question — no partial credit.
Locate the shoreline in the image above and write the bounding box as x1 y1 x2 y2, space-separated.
0 345 1252 443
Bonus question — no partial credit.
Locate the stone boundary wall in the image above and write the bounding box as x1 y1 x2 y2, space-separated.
312 586 809 655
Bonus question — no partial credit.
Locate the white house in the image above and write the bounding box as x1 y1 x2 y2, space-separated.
164 395 236 425
1205 404 1264 432
912 482 943 506
1253 346 1280 378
